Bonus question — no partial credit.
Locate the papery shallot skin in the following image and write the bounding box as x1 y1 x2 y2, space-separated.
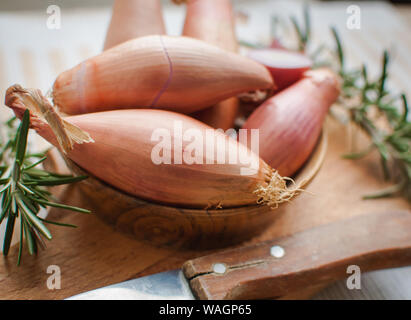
52 35 273 116
62 110 273 209
242 69 340 177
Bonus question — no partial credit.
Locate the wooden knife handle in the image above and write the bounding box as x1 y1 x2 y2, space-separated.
182 211 411 300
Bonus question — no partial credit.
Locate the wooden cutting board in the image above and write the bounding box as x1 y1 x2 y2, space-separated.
0 115 409 300
0 0 410 300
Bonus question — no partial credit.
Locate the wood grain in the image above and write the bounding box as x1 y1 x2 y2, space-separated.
183 211 411 300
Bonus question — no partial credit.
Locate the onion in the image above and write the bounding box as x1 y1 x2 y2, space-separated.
180 0 239 130
52 35 273 115
242 69 340 177
6 85 300 210
247 48 312 91
103 0 166 50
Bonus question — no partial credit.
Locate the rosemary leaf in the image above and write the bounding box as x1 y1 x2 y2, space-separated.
16 195 52 240
29 186 50 200
3 214 16 256
24 168 50 177
25 175 88 186
17 182 35 195
29 197 91 214
0 194 11 225
303 3 311 43
26 152 49 159
342 145 374 159
0 182 11 193
38 217 77 228
290 16 305 51
22 217 36 255
378 50 389 100
331 26 344 69
30 227 45 251
400 94 409 124
362 183 404 200
17 215 23 265
15 110 30 165
23 156 47 171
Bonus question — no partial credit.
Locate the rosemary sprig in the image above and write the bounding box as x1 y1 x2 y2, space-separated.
329 29 410 201
241 5 410 201
286 8 410 200
0 110 90 265
291 8 410 200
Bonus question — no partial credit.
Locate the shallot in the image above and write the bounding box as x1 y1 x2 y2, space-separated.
52 36 273 115
179 0 239 130
242 69 340 177
104 0 166 50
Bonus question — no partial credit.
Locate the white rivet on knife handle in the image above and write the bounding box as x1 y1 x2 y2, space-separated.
212 263 227 274
270 245 285 258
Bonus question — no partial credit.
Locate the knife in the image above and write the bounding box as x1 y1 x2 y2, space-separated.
68 211 411 300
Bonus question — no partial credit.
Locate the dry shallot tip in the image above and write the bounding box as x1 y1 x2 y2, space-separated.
171 0 187 4
45 87 53 100
305 68 341 89
254 170 303 209
5 84 94 155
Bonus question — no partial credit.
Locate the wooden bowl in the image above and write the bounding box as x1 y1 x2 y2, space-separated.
46 130 328 250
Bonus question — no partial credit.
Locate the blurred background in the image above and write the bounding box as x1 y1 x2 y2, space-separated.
1 0 410 96
1 0 411 11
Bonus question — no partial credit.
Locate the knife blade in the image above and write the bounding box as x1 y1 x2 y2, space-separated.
68 269 195 300
67 211 411 300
